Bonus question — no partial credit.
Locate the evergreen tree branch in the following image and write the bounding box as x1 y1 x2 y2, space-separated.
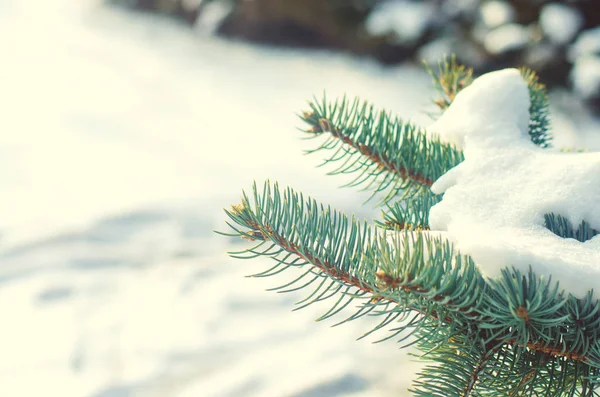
424 55 473 112
507 366 538 397
218 56 592 395
221 182 483 337
544 213 599 243
300 97 464 203
425 57 552 148
520 67 552 148
220 56 592 395
376 192 441 231
411 333 499 397
220 182 600 379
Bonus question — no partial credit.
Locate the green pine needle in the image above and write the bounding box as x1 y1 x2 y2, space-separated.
377 192 442 231
424 55 473 112
220 181 600 397
300 96 464 204
544 213 599 243
520 67 552 148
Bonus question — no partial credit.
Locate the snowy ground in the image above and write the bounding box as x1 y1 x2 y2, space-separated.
0 1 598 397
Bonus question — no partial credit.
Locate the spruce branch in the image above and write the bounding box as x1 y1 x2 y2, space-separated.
221 182 482 332
424 55 473 112
301 97 464 203
377 192 441 231
220 182 600 397
219 58 593 395
411 334 497 397
544 213 599 243
425 58 552 148
521 67 552 148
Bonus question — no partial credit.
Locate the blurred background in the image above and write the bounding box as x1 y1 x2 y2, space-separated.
112 0 600 109
0 1 598 396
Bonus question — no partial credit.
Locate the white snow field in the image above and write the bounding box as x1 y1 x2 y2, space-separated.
0 1 599 397
0 1 432 397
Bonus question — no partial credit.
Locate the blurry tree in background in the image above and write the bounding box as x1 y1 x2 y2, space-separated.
109 0 600 109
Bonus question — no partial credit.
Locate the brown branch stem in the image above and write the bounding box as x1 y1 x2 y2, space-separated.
242 218 590 365
462 351 493 397
310 117 434 187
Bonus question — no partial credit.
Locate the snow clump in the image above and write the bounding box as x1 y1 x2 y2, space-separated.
427 69 600 298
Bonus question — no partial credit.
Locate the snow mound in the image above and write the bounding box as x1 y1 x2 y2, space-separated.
428 69 600 298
